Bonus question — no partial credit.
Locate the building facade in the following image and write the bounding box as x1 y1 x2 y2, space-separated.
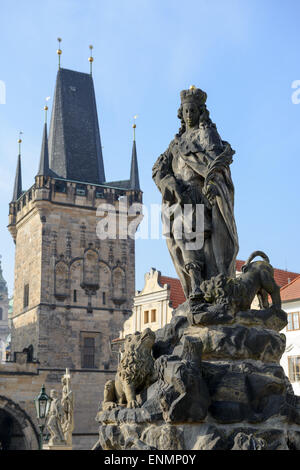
279 276 300 395
1 65 142 449
121 268 185 338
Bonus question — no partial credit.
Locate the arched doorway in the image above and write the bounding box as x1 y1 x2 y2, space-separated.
0 396 39 450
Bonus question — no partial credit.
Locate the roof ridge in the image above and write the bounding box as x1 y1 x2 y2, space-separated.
280 274 300 292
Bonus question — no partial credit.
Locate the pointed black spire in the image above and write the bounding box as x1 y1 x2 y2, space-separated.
37 122 50 176
129 128 140 191
48 68 106 184
12 153 22 201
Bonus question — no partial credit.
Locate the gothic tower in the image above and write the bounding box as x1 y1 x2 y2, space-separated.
8 67 142 370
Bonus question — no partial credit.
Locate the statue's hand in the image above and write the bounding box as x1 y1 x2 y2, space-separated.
163 180 183 203
203 182 219 205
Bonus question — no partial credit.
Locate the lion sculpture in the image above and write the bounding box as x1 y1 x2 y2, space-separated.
102 328 156 410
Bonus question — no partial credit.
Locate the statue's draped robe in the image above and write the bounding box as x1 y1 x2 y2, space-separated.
153 122 239 297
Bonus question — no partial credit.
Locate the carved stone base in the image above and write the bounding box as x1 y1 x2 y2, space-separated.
97 420 300 450
43 444 73 450
97 301 300 450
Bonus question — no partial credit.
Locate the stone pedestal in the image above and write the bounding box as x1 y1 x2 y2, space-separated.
97 301 300 450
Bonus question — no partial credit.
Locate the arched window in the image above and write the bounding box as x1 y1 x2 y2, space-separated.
70 259 82 304
55 261 69 300
99 262 111 305
112 267 126 305
82 249 99 290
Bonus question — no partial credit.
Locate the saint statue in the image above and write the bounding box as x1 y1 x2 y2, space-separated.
61 369 74 446
152 86 239 298
46 389 65 446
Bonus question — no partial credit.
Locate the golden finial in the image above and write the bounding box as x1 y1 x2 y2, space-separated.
88 45 94 75
189 85 196 91
132 115 138 141
57 38 62 69
18 131 23 154
44 97 50 123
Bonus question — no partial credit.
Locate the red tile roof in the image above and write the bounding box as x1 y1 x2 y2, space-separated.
160 261 300 309
280 275 300 302
159 275 186 309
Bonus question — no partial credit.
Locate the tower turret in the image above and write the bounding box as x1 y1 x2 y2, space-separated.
37 107 50 177
12 144 22 202
129 120 140 191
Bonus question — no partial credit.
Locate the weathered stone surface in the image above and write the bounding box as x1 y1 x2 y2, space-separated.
184 324 285 362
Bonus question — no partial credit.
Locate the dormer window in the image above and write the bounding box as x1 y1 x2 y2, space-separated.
55 181 67 193
76 184 86 196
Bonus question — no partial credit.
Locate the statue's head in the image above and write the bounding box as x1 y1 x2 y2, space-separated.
50 389 58 399
104 380 115 392
178 86 209 134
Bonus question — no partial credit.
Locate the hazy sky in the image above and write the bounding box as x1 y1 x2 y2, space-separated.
1 0 300 296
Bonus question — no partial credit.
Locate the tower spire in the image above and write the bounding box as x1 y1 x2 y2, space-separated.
48 67 106 184
37 99 50 176
129 116 140 191
12 133 23 201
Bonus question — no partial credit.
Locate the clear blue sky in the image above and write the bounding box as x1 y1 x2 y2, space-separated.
1 0 300 296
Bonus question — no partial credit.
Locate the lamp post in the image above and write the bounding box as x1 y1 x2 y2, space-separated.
34 384 51 450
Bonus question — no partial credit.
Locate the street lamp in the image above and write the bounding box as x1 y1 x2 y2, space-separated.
34 384 51 450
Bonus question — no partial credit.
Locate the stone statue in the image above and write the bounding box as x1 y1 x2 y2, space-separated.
102 328 156 410
46 389 65 446
152 86 239 299
97 87 300 451
61 368 74 446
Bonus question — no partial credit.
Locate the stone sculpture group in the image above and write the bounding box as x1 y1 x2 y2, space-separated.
97 86 300 450
45 368 74 448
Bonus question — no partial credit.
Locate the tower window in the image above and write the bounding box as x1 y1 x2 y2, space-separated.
73 290 77 303
0 308 2 320
144 310 149 324
54 181 66 193
82 337 95 368
102 292 106 305
23 284 29 309
76 184 86 196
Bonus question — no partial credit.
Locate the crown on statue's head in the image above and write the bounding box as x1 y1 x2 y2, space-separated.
180 86 207 107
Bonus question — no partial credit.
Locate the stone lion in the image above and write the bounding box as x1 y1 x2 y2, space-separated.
102 328 156 410
200 251 281 312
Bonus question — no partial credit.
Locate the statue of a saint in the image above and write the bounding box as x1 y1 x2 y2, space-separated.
152 86 239 298
46 389 65 446
61 369 74 446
